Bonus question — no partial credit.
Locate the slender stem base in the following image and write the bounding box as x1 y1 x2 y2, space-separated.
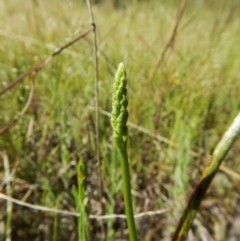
118 146 138 241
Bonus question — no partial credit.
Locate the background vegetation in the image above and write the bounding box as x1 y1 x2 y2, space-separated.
1 0 240 240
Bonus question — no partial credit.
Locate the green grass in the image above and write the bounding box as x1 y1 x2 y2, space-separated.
1 0 240 240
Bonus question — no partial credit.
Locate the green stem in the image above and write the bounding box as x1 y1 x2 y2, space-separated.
117 144 138 241
172 112 240 241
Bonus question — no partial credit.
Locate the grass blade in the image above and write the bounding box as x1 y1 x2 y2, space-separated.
172 112 240 241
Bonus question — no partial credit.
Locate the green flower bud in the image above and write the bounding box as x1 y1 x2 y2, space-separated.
111 63 129 147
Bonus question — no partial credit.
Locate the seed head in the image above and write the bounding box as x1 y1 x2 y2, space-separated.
111 63 129 146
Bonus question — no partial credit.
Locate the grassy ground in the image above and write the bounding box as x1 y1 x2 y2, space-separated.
1 0 240 240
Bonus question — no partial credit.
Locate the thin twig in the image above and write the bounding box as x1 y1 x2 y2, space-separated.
0 74 35 135
147 0 186 83
0 192 168 220
88 106 177 147
89 106 240 181
85 0 104 229
219 165 240 180
0 29 91 95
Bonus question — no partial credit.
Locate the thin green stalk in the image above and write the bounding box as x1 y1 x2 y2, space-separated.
72 159 88 241
119 145 137 241
111 63 138 241
53 196 61 241
172 112 240 241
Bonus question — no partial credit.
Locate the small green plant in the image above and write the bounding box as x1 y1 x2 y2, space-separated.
111 63 138 241
72 159 89 241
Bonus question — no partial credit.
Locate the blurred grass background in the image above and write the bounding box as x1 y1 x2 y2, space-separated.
1 0 240 240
